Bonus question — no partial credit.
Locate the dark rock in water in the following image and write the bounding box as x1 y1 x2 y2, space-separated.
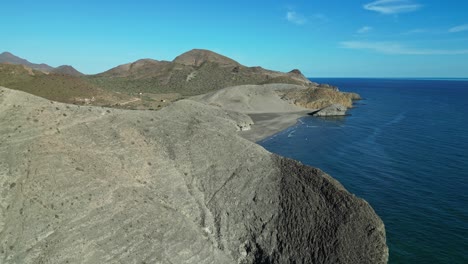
312 103 348 116
0 87 387 263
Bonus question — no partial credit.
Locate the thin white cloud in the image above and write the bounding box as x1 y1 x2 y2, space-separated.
340 41 468 55
403 28 428 35
364 0 422 14
449 24 468 33
358 26 373 34
286 11 307 25
311 13 328 22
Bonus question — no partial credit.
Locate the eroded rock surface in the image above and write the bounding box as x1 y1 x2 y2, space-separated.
0 87 387 263
281 87 360 109
312 103 348 116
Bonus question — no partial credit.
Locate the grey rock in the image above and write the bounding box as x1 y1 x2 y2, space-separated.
312 103 348 116
0 87 387 263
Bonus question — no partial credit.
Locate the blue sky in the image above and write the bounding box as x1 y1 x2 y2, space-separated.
1 0 467 77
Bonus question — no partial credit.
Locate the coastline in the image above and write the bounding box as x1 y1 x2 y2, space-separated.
240 110 311 142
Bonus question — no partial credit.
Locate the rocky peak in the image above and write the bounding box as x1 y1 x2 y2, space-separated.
51 65 84 76
289 69 303 75
0 51 54 72
173 49 240 67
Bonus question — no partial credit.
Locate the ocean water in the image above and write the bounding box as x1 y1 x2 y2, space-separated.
259 78 468 263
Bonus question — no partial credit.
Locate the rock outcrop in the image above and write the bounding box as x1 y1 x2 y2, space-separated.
281 87 360 109
0 87 388 263
312 103 348 116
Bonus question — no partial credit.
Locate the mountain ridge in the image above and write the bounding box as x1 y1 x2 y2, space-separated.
89 49 313 96
0 51 84 76
0 52 55 72
0 49 346 112
1 50 311 87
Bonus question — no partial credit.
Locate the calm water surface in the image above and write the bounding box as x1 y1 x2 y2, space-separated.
259 78 468 263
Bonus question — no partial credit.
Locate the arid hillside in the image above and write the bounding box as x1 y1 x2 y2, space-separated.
0 87 388 263
87 49 313 96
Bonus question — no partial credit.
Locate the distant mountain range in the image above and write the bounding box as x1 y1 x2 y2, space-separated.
0 52 83 76
0 49 322 109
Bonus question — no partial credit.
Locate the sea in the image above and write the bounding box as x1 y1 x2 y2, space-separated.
258 78 468 263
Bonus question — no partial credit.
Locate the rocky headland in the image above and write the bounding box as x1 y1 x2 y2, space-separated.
0 87 388 263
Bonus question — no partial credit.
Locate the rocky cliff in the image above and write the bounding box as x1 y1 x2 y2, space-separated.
0 87 387 263
280 87 361 109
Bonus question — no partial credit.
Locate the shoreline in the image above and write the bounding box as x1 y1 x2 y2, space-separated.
240 110 311 142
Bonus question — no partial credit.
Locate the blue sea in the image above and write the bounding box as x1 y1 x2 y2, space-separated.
259 78 468 263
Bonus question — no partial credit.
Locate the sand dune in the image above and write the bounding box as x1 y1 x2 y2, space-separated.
191 84 314 141
192 83 309 114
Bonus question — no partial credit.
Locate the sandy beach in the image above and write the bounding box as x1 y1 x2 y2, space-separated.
240 111 311 142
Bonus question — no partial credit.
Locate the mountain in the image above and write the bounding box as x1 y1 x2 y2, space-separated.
88 49 313 96
0 52 54 72
0 52 83 76
173 49 240 67
0 63 127 105
99 59 173 78
51 65 84 76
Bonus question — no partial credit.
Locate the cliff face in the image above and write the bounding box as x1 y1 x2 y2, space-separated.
0 87 387 263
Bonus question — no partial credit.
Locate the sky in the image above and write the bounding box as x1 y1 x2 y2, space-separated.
1 0 467 77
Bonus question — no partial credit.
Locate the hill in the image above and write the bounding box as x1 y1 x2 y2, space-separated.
51 65 84 76
87 49 313 96
99 59 173 78
0 52 84 76
0 63 127 106
0 52 55 72
0 87 388 263
173 49 240 67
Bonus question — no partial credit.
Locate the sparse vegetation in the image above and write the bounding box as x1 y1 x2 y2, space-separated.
1 49 315 110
